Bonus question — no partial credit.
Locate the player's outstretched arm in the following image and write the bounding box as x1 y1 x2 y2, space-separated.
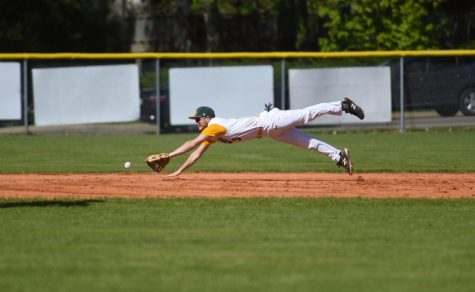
169 134 207 158
168 143 210 177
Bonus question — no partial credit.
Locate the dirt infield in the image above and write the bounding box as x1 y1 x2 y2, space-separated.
1 173 474 199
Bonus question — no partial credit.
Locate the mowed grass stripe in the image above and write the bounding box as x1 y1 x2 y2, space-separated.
1 128 475 173
0 198 474 292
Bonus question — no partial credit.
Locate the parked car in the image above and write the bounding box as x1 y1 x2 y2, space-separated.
389 56 475 116
140 89 167 123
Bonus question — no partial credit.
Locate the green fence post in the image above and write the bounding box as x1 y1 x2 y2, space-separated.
22 60 29 135
400 57 405 133
155 59 160 135
281 59 286 109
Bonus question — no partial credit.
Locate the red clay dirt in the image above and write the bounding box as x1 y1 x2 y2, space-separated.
0 173 474 199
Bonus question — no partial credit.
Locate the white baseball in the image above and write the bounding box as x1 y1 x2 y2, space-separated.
124 161 132 169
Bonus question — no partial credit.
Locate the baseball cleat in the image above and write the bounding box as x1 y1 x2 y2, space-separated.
336 148 353 175
342 97 365 120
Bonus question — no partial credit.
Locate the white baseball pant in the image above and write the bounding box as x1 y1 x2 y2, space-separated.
258 102 343 161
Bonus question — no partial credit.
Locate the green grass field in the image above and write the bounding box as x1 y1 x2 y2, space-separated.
1 128 475 173
1 129 475 291
1 198 474 292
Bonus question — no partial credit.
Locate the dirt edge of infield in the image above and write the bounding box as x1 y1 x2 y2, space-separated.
1 172 474 199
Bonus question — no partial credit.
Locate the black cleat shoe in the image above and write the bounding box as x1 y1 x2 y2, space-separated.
336 148 353 175
342 97 365 120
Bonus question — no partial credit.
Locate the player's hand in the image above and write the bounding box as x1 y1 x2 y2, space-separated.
167 170 183 177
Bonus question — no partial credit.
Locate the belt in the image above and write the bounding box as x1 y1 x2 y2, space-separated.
257 127 264 138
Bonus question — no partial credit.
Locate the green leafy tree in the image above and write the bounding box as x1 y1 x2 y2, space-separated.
317 0 451 51
0 0 126 52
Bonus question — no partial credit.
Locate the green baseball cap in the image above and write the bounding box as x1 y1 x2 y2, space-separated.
188 106 216 119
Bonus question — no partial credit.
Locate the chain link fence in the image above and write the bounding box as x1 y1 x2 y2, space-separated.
1 51 475 135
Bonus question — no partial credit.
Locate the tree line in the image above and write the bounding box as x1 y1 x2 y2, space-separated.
0 0 474 53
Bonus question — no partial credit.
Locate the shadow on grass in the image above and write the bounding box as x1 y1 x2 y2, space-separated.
0 199 105 208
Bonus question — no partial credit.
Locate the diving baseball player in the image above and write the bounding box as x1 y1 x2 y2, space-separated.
145 97 364 176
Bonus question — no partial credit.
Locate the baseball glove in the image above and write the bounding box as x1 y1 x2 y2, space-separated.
145 153 170 173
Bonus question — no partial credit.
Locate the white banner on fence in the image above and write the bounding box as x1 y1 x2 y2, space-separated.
169 65 273 125
32 64 140 126
289 66 392 124
0 62 21 120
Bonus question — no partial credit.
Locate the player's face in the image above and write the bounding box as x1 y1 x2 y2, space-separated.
194 116 210 131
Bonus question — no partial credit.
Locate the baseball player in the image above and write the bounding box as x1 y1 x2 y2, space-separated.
146 97 364 176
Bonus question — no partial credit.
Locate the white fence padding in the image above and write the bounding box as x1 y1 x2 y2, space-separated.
33 64 140 126
0 62 21 120
169 65 273 125
289 66 392 124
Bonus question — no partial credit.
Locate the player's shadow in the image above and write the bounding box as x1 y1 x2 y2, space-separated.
0 199 105 209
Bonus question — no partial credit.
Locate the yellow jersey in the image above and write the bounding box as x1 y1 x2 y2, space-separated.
201 116 260 144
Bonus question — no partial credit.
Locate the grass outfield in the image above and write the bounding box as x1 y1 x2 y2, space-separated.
1 129 474 291
1 128 475 173
1 198 474 292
